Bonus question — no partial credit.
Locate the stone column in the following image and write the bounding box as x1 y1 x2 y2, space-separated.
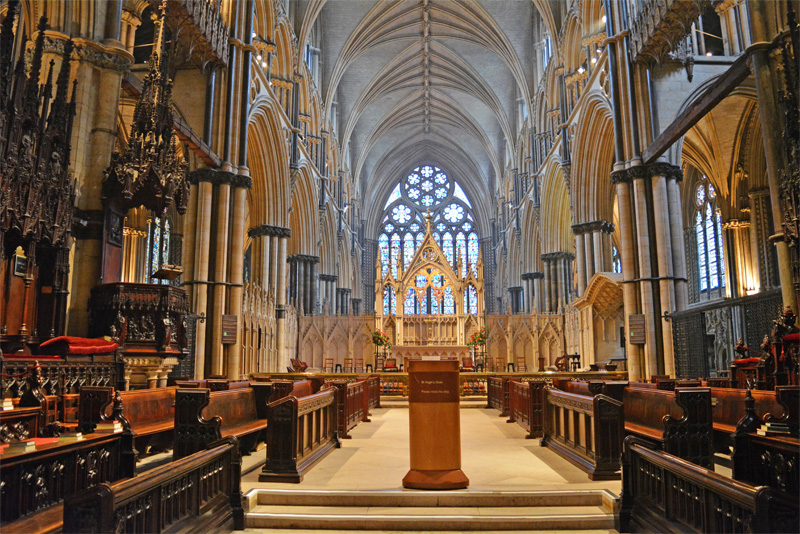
211 181 231 376
192 178 214 379
584 227 594 282
652 170 677 377
66 43 132 336
592 228 604 275
667 178 688 311
747 1 798 313
276 235 289 369
532 272 543 313
612 170 642 381
226 179 250 379
541 256 552 313
311 258 319 315
573 228 587 296
270 234 280 297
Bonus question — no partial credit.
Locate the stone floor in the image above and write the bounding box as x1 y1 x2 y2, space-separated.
242 406 622 494
239 406 621 533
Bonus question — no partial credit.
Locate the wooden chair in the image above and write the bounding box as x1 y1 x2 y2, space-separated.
516 356 527 373
461 357 476 372
323 358 334 373
383 358 399 372
375 356 385 372
343 358 354 373
354 358 365 372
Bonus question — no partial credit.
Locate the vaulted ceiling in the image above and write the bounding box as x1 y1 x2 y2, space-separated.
294 0 557 229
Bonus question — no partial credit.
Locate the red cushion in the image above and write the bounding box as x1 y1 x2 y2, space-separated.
733 357 761 365
783 333 799 342
39 336 118 355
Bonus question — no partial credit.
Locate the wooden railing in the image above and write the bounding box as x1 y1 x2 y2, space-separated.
541 387 623 480
618 437 798 533
507 380 544 438
260 388 338 483
64 438 244 533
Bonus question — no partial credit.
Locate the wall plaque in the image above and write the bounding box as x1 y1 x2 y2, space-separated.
221 314 238 344
629 314 646 345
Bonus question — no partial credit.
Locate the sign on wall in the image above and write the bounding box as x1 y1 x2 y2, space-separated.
629 314 646 345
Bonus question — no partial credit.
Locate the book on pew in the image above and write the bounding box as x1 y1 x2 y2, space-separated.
756 422 790 436
3 439 36 453
95 421 123 433
59 432 84 442
2 398 13 411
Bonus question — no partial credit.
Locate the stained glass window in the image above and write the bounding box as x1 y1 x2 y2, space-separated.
612 245 622 274
466 284 478 315
378 163 481 313
379 234 389 276
468 233 479 276
383 286 396 315
443 232 454 265
404 287 416 315
443 286 455 314
403 233 415 268
695 179 725 296
390 233 401 278
151 217 161 280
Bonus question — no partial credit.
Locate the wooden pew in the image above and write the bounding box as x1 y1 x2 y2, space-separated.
173 387 267 460
729 387 799 496
0 405 40 443
63 438 245 533
507 380 544 438
622 386 714 468
710 385 798 452
487 376 511 416
329 379 370 440
541 386 624 480
364 375 381 409
102 387 178 459
551 378 628 402
259 388 339 483
617 436 798 533
0 430 132 527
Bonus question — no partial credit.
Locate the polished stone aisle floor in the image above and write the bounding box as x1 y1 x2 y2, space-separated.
241 407 621 494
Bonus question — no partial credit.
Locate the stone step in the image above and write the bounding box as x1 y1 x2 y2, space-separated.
245 490 618 531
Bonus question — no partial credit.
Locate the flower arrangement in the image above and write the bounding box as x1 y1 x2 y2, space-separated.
372 329 392 348
466 327 488 347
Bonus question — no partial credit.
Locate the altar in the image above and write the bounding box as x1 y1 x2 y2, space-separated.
393 345 470 364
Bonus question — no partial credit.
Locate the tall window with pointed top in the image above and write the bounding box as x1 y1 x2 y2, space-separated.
694 180 725 297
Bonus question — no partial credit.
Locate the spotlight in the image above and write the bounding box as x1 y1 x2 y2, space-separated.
577 66 585 74
706 52 713 56
257 54 262 61
601 15 607 24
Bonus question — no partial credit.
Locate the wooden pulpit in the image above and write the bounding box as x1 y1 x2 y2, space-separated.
402 359 469 489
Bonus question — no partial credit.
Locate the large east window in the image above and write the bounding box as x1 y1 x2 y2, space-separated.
379 164 480 315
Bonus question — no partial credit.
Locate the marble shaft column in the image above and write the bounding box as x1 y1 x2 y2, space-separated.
296 259 305 312
227 181 250 379
542 257 552 313
311 259 319 315
211 182 231 377
532 272 543 313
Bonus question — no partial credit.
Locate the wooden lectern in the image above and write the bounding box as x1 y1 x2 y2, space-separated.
402 359 469 489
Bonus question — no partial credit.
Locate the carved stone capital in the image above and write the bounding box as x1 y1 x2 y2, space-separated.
247 224 291 238
30 33 133 73
189 167 252 189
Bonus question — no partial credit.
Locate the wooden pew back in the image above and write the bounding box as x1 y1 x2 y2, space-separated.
64 438 244 533
173 387 267 460
623 386 714 468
